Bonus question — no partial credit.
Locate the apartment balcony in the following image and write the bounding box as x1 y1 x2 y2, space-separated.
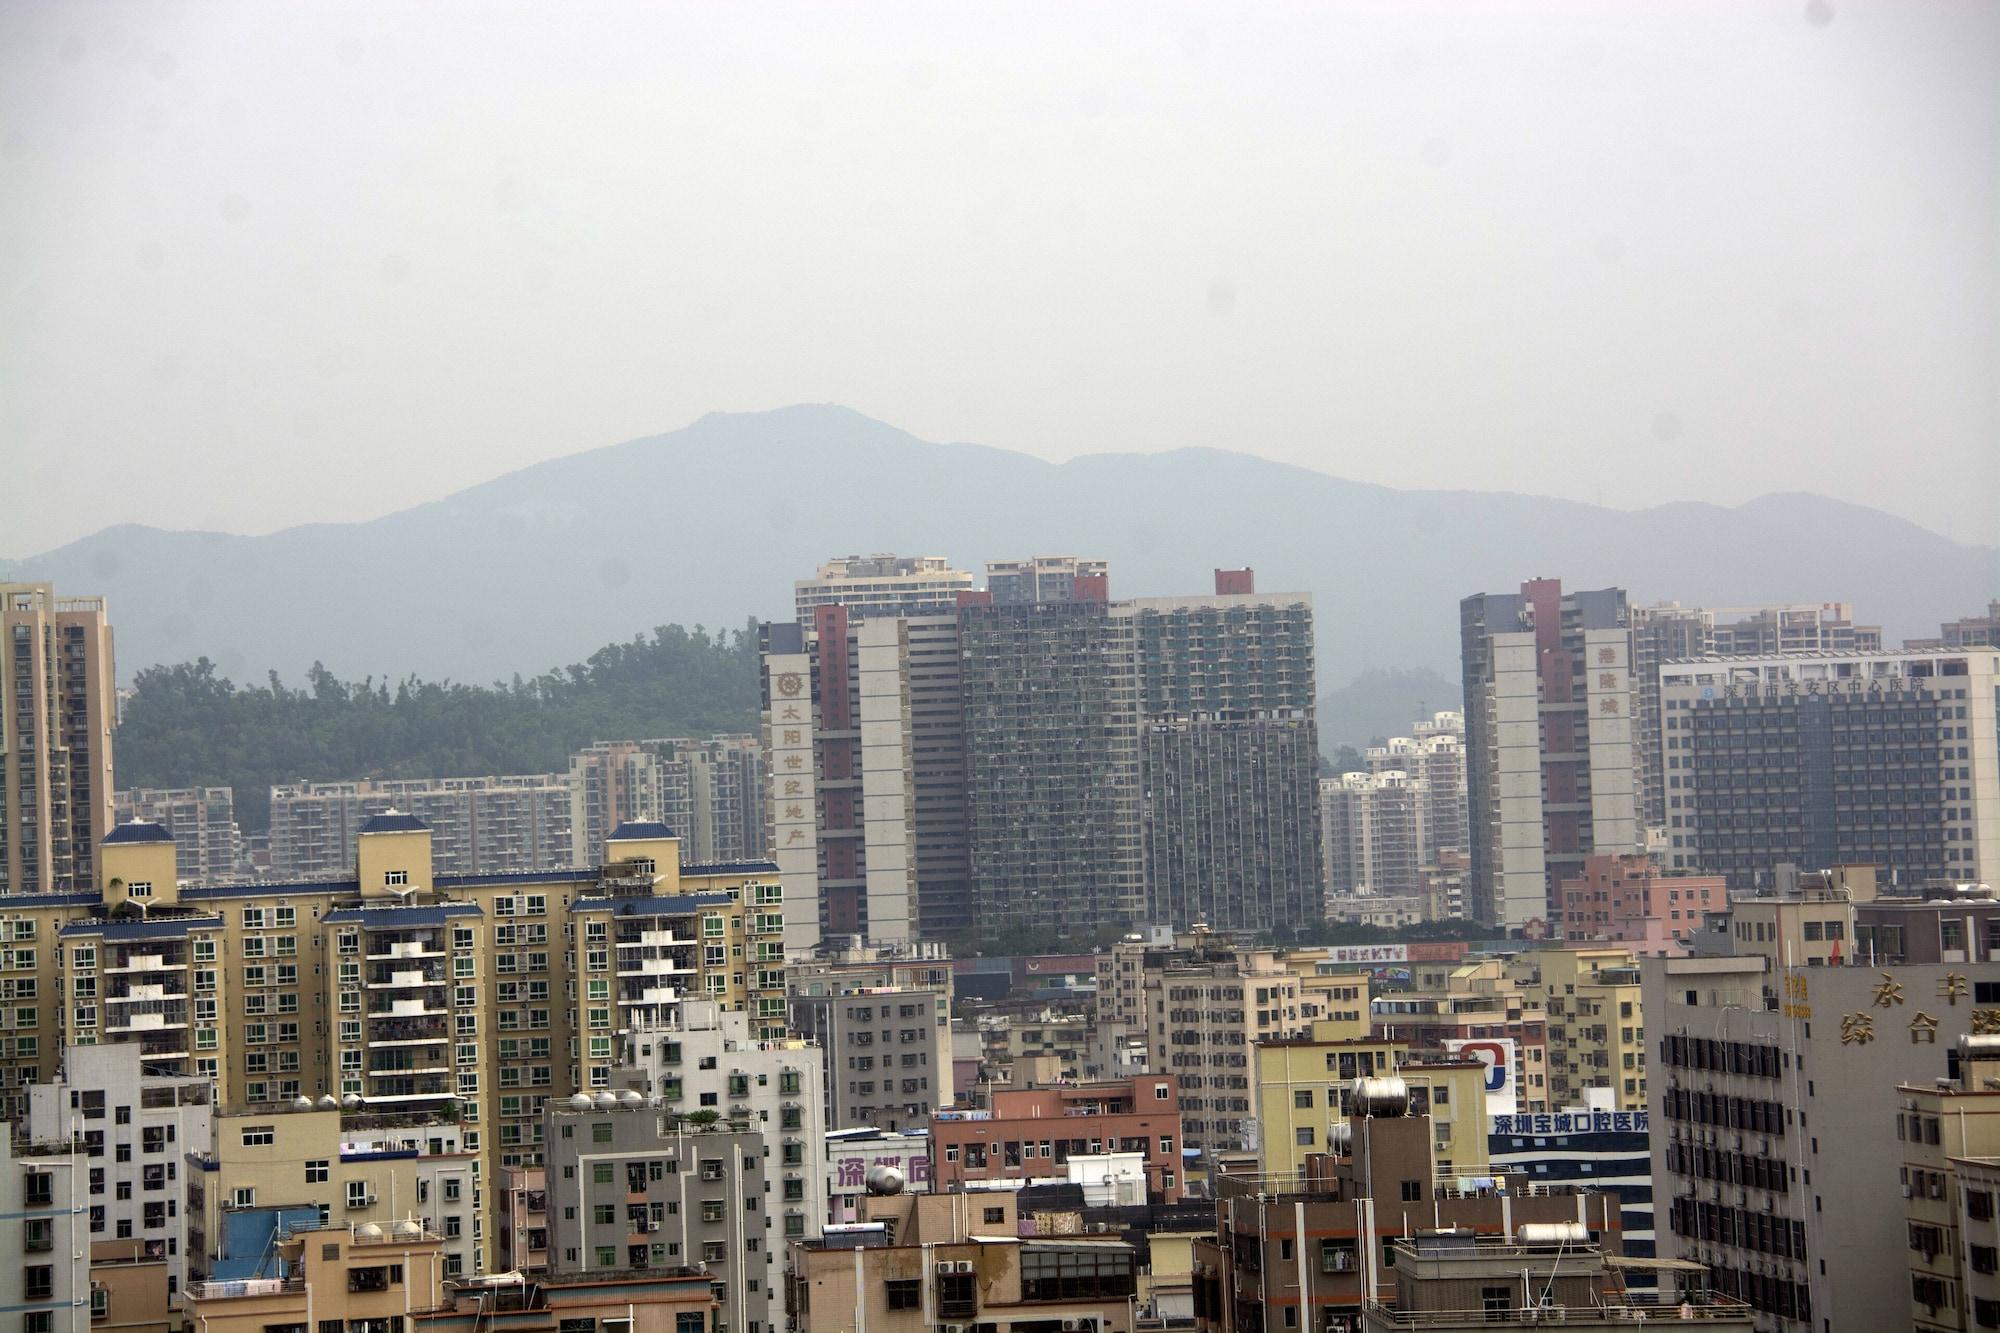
616 930 692 951
367 966 445 990
106 984 189 1005
368 997 446 1019
367 1059 450 1078
618 985 682 1008
368 1019 451 1046
365 940 445 962
106 1009 189 1036
105 953 181 975
360 1076 454 1104
616 956 693 979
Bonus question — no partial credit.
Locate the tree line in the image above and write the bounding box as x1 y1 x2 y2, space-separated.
114 622 763 833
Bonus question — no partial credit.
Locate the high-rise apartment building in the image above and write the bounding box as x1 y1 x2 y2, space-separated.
959 592 1144 939
114 786 246 886
1321 771 1425 904
984 555 1109 606
568 735 766 868
1131 582 1322 935
1659 648 2000 889
793 554 973 622
1461 579 1638 933
267 773 571 878
770 560 1318 945
1632 600 1883 830
2 583 116 895
1367 710 1469 866
762 613 920 951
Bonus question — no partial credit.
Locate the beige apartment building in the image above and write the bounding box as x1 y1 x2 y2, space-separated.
190 1106 480 1278
1509 945 1649 1110
788 1189 1141 1333
184 1218 447 1333
2 583 117 896
1145 945 1314 1155
0 811 783 1266
1901 1039 2000 1333
1371 958 1552 1113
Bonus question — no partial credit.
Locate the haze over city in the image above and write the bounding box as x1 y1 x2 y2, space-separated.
6 6 2000 1332
6 0 1999 556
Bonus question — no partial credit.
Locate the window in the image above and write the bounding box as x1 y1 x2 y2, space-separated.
306 1160 329 1184
127 881 153 899
346 1181 371 1209
385 870 409 887
240 1126 275 1148
983 1206 1005 1224
885 1278 921 1310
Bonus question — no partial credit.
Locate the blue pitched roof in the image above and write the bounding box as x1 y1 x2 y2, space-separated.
323 902 482 927
359 811 430 835
0 891 102 910
103 821 174 845
608 821 676 841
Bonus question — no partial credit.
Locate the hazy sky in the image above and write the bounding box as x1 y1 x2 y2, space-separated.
4 0 1996 555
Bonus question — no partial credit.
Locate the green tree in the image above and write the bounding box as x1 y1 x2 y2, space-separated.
115 622 763 832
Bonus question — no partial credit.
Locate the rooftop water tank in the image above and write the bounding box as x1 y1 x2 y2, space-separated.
1350 1076 1409 1118
865 1164 906 1196
1517 1221 1589 1247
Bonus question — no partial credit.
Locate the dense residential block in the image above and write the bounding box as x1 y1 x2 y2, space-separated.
0 813 781 1276
113 786 246 886
268 774 572 878
542 1094 771 1332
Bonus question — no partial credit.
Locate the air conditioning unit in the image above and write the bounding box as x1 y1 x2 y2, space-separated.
953 1260 975 1274
935 1261 955 1276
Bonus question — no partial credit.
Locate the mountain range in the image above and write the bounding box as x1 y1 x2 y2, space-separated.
9 404 1995 746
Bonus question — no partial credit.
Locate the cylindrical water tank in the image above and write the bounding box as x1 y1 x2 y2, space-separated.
568 1093 594 1110
865 1164 906 1196
592 1091 618 1109
1517 1221 1589 1247
1350 1076 1409 1118
616 1089 646 1108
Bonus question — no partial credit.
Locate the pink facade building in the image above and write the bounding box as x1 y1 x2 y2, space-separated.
1557 853 1725 956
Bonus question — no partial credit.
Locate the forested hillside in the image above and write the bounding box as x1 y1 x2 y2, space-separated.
115 623 761 832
